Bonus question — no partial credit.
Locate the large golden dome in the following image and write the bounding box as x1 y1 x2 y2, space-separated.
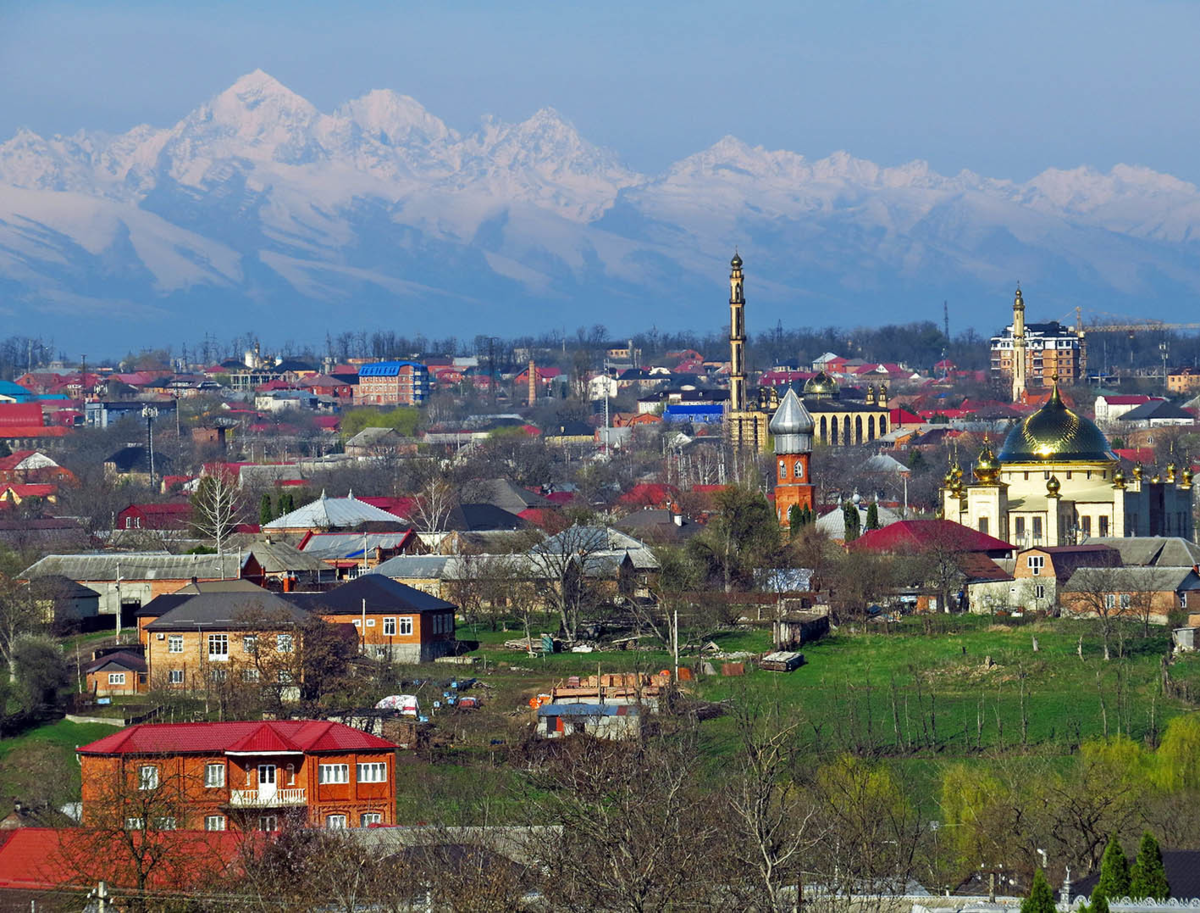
997 384 1117 464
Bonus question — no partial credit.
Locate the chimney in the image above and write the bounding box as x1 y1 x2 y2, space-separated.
670 501 683 526
528 359 537 407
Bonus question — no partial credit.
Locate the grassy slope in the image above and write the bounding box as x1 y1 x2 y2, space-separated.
0 718 119 802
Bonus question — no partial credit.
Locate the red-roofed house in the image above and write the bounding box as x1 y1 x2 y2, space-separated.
619 483 680 510
1114 447 1156 465
0 827 243 898
117 502 194 531
0 483 58 508
78 720 398 832
1095 394 1161 425
850 519 1014 559
0 404 70 445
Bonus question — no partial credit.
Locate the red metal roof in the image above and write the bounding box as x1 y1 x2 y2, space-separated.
0 404 44 427
0 827 243 891
77 720 397 756
850 519 1014 555
0 425 69 439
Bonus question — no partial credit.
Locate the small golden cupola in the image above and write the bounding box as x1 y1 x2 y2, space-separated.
1046 475 1062 498
1183 466 1194 490
1167 462 1177 483
973 443 1001 483
1112 467 1126 489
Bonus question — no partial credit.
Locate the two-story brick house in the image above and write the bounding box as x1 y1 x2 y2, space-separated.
285 574 457 663
78 721 398 832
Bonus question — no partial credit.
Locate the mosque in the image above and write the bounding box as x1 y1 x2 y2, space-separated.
723 254 889 452
941 378 1194 547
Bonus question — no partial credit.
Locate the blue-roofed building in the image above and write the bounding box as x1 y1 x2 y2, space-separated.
0 380 34 403
355 361 430 405
663 403 725 424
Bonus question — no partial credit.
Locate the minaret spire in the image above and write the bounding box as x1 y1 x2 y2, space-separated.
728 251 747 413
1011 284 1027 404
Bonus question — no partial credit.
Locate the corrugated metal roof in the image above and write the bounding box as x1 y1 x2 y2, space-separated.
264 492 409 531
22 551 248 581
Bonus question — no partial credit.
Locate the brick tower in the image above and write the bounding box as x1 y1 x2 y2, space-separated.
769 386 815 528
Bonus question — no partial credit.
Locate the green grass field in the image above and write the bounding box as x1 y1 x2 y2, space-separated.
5 614 1196 826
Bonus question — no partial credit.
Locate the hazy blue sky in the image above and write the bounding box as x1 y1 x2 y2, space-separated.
1 0 1197 181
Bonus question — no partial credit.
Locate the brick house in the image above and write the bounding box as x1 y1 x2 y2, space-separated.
117 502 193 531
1060 566 1200 625
84 650 147 697
354 361 430 406
967 544 1121 614
77 721 398 831
285 575 457 663
140 589 315 692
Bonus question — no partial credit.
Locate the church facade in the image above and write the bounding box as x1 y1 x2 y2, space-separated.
942 380 1193 548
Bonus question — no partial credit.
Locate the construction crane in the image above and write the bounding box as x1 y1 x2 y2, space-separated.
1057 307 1200 375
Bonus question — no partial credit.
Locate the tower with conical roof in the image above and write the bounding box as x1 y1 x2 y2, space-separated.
725 253 769 452
770 387 815 527
1011 285 1027 404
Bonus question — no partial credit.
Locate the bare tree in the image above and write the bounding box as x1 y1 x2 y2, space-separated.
190 468 243 555
412 474 457 533
724 698 822 911
1062 567 1127 660
0 573 43 679
525 525 607 642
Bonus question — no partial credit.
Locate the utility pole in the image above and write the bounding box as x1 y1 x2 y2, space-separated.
142 405 159 486
943 300 949 343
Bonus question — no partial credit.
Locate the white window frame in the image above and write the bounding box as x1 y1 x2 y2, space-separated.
169 669 184 685
398 617 413 636
168 635 183 654
360 813 382 827
126 817 144 830
1105 594 1116 610
318 763 349 785
208 633 229 661
1120 594 1131 609
1181 592 1188 609
108 672 126 685
365 619 375 628
138 766 159 791
242 667 260 682
259 815 278 832
243 634 258 654
357 761 387 783
1027 555 1044 576
276 633 294 653
205 763 225 788
1034 584 1045 600
205 815 226 831
382 617 396 636
154 817 176 831
326 814 348 829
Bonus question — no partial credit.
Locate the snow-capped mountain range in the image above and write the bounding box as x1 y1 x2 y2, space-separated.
2 69 1199 350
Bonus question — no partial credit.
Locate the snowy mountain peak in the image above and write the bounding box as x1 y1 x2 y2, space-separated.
337 89 458 147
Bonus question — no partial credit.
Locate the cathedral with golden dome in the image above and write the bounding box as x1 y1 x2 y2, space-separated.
942 378 1194 546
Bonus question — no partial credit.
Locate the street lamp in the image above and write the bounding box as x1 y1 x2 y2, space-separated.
1160 341 1170 388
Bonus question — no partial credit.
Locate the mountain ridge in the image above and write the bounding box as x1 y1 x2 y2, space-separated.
1 70 1198 350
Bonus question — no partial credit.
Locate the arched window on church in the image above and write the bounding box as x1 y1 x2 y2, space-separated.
819 416 828 442
843 416 851 444
880 416 888 435
868 415 876 442
854 416 863 444
829 417 838 445
779 460 786 480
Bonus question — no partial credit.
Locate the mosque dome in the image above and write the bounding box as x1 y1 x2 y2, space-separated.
803 370 839 399
731 252 743 269
997 383 1117 464
769 386 814 435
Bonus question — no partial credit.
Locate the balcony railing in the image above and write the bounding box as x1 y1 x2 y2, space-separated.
228 787 306 807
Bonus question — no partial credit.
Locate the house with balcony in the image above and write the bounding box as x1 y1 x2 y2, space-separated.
77 720 398 832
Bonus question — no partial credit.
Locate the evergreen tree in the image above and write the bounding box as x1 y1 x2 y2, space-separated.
865 501 881 530
1130 831 1169 900
788 505 801 538
842 501 861 542
278 493 295 516
259 493 274 527
799 506 814 528
1096 834 1131 902
908 449 926 471
1021 869 1056 913
1086 891 1110 913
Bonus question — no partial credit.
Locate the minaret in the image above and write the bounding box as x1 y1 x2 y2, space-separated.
1011 285 1027 404
769 387 816 528
729 252 747 413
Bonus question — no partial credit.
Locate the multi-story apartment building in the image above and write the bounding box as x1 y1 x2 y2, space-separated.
354 361 430 406
1167 367 1200 395
990 320 1082 390
78 721 397 832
